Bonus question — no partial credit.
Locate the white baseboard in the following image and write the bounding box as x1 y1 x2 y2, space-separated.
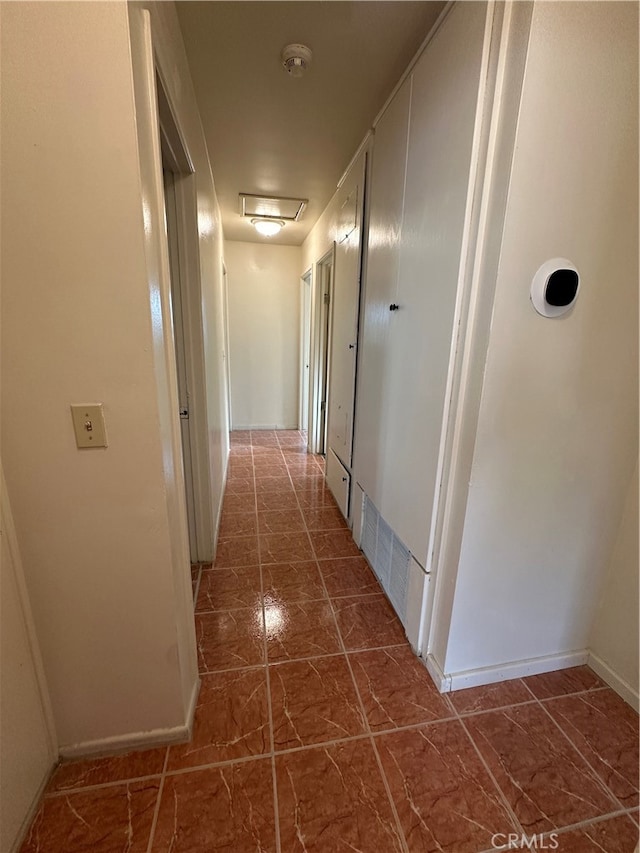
587 651 639 712
59 677 200 760
425 653 451 692
427 649 589 693
59 723 189 761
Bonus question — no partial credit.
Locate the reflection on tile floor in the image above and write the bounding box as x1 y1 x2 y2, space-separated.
21 430 639 852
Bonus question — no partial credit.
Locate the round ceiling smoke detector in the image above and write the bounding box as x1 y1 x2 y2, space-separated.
281 43 312 78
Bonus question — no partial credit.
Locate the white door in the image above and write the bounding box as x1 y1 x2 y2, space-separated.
326 150 367 468
353 78 411 500
163 169 198 561
319 259 333 455
354 3 489 567
222 264 232 434
383 2 488 565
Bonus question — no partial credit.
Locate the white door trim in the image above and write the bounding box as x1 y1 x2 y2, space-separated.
423 2 534 660
308 248 335 455
299 269 312 431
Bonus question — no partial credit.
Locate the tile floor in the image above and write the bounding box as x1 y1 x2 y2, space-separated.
21 430 639 852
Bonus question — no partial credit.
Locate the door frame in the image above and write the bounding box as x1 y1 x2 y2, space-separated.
162 168 198 560
222 263 232 434
308 247 335 455
299 269 312 432
156 70 214 563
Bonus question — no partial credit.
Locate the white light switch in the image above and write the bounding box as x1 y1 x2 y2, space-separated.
70 404 107 449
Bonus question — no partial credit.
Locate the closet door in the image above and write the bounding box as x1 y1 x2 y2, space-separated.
354 78 412 502
326 150 366 469
380 2 489 564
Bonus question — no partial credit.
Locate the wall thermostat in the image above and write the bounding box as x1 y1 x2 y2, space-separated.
530 258 580 318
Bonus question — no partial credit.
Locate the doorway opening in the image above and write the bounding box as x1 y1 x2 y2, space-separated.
222 263 232 435
299 270 312 433
308 248 335 455
156 71 213 563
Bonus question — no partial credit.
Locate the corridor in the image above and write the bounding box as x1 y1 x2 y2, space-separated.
19 431 639 852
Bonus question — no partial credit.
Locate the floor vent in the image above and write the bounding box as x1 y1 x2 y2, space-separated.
362 496 411 627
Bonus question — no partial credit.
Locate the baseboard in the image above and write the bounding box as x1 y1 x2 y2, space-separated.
213 455 229 555
58 679 200 760
587 651 639 712
10 760 57 853
185 674 200 737
430 648 589 693
425 653 452 692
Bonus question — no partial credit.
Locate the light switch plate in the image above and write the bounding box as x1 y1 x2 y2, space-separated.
70 404 107 448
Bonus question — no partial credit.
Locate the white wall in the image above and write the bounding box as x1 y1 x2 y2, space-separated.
433 2 638 682
1 471 57 853
589 459 639 706
1 0 227 754
301 142 370 273
225 241 302 429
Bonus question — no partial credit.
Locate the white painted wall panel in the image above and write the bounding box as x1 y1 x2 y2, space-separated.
225 241 302 429
356 3 488 567
353 80 411 502
442 2 638 676
382 2 488 566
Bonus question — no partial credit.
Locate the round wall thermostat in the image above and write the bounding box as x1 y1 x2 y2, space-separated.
530 258 580 318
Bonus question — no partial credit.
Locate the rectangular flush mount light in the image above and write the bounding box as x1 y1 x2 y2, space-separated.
239 193 307 222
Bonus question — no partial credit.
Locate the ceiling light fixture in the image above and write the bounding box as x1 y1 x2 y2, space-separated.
281 43 312 78
251 218 285 237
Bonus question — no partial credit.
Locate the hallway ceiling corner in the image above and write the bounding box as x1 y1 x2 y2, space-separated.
176 1 446 246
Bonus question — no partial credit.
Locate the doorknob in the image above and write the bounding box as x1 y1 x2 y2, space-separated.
389 303 400 311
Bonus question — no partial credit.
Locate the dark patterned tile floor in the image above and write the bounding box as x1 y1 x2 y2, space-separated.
21 429 639 853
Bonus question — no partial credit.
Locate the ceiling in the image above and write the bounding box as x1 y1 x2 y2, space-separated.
176 1 446 246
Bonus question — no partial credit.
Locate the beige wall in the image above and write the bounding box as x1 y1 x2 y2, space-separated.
1 472 57 853
1 0 227 758
590 459 639 707
225 241 302 429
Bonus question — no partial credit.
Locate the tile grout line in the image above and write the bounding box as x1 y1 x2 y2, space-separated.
46 772 165 800
51 708 488 800
53 687 602 800
527 688 635 815
313 531 411 853
452 679 637 844
145 746 169 853
194 589 383 615
196 642 415 678
47 685 638 801
539 806 640 840
451 703 528 839
260 435 282 853
269 436 410 851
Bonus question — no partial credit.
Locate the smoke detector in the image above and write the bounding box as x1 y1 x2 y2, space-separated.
281 44 312 78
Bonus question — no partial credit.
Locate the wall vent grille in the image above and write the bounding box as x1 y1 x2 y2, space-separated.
362 496 411 627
